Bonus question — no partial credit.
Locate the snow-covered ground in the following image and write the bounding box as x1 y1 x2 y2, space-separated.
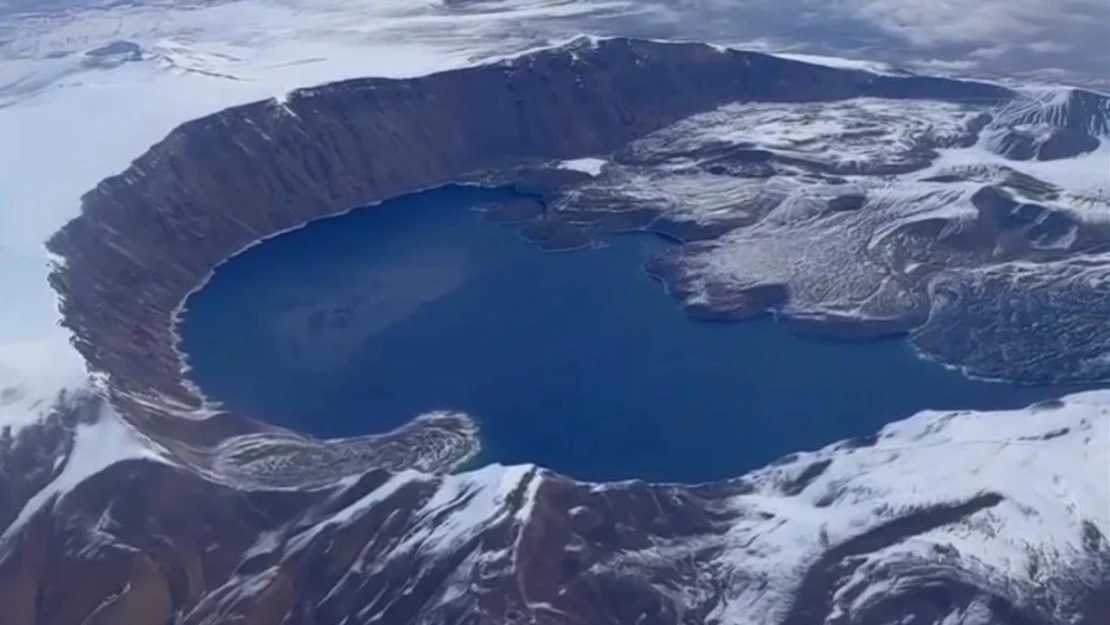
665 390 1109 622
0 393 164 544
238 391 1107 622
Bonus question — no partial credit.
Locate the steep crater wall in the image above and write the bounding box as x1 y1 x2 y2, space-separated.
45 38 1013 460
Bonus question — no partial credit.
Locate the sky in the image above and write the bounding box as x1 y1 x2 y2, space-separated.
0 0 1106 418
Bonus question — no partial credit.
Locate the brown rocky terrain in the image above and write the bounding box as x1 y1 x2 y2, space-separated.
0 391 1106 624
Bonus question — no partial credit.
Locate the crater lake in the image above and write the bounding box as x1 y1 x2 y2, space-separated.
179 184 1078 483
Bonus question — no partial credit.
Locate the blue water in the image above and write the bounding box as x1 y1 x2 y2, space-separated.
181 185 1076 483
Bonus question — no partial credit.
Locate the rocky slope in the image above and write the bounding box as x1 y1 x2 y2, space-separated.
0 389 1106 624
5 36 1106 623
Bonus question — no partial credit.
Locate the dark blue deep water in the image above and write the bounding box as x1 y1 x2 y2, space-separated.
181 185 1075 483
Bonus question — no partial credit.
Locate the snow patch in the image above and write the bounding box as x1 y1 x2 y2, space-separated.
771 52 900 75
2 401 162 542
394 464 537 557
558 157 607 176
708 391 1110 622
926 140 1110 219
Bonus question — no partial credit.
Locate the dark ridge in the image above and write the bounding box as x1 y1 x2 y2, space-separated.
1082 520 1108 554
827 194 867 212
853 580 1057 625
84 40 141 58
1006 88 1110 136
1018 427 1070 441
769 452 802 468
782 492 1006 625
781 459 834 496
1029 398 1067 412
1038 129 1101 160
921 173 966 183
990 130 1038 160
837 434 880 450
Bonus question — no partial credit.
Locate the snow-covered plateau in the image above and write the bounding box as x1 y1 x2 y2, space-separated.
0 1 1108 624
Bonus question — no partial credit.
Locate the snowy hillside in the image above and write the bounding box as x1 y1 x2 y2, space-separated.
0 386 1104 623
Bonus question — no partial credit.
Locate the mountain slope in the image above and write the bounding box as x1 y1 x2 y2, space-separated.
0 390 1105 624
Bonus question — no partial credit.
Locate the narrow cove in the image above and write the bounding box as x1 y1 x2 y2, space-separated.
179 185 1077 483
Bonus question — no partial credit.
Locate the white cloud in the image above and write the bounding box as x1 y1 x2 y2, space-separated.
1026 40 1072 54
834 0 1110 48
909 57 981 72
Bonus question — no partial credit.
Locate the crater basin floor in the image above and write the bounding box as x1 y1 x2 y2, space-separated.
180 185 1083 483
